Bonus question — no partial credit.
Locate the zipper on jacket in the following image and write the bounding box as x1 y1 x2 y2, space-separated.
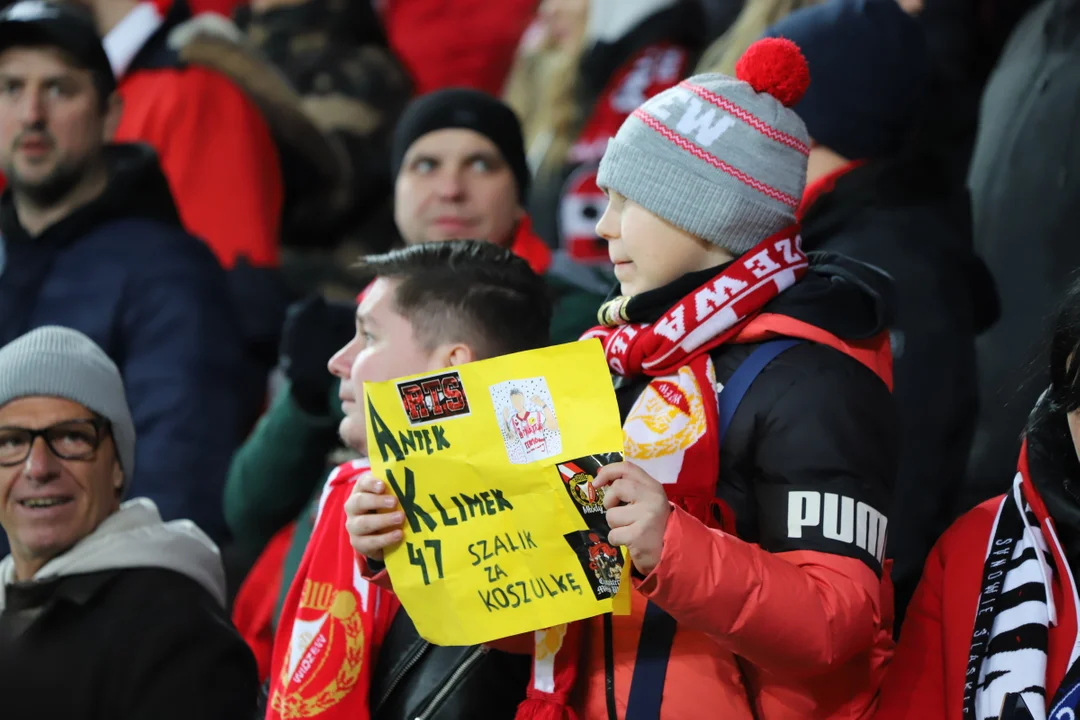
374 639 432 713
412 645 489 720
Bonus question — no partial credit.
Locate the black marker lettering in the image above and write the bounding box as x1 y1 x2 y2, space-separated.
385 467 436 532
431 494 457 526
492 488 514 511
463 493 483 518
451 496 467 523
398 430 417 456
368 399 403 462
432 424 451 451
550 573 569 594
567 573 583 595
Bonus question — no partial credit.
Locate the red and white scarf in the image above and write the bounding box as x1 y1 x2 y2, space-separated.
515 226 808 720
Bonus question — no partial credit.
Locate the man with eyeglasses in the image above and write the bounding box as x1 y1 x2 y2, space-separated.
0 325 257 719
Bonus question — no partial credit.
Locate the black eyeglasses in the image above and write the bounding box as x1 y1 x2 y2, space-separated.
0 418 111 467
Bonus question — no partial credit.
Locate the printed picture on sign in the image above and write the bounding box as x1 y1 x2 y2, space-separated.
397 370 470 426
556 453 623 530
564 529 624 600
489 377 561 465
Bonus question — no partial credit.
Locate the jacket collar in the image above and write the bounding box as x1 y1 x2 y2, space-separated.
103 2 164 80
509 216 552 276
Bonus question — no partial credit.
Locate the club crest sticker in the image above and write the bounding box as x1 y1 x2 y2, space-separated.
556 453 623 530
397 370 470 426
270 581 366 719
564 529 624 600
490 377 562 465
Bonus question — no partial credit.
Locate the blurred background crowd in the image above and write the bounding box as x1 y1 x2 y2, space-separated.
1 0 1077 711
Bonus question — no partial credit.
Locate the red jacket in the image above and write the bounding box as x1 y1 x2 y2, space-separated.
99 1 283 270
877 462 1080 719
115 65 282 269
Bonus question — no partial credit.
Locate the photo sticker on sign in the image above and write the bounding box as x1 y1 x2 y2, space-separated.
490 376 562 465
564 529 624 601
397 370 470 426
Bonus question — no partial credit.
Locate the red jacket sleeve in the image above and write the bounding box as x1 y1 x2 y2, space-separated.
876 536 948 718
639 505 885 678
115 67 282 269
358 554 395 592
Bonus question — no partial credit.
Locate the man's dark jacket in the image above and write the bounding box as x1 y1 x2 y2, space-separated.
0 143 260 544
801 157 998 628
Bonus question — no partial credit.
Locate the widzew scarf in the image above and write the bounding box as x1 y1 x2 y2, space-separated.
515 225 808 720
268 459 397 720
965 443 1080 720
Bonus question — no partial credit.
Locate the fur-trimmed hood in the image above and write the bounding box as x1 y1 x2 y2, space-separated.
157 9 351 237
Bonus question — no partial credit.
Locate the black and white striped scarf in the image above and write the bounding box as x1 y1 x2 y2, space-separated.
965 465 1080 720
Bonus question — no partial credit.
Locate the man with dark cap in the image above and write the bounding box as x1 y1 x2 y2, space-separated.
390 87 608 345
766 0 999 630
0 326 257 718
0 0 257 549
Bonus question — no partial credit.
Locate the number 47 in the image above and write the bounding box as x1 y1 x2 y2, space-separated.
408 539 445 585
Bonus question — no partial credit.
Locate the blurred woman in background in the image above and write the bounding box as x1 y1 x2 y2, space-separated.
879 277 1080 720
694 0 825 74
505 0 703 267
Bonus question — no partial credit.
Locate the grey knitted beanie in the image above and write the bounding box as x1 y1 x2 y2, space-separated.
0 326 135 478
597 37 812 256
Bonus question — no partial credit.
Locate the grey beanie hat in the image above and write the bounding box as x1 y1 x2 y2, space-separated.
597 37 812 255
0 326 135 478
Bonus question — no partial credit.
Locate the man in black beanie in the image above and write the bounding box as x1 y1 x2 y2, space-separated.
390 88 608 345
768 0 999 632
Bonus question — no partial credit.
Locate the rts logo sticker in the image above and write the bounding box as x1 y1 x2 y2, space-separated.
397 371 470 426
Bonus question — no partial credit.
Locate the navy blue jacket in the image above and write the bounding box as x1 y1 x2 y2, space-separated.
0 144 260 544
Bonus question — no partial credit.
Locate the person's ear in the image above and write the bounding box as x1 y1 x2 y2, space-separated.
111 459 124 497
430 342 476 370
102 93 123 141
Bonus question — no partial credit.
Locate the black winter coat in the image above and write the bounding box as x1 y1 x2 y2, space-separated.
615 256 898 581
0 568 258 719
965 0 1080 514
801 159 997 628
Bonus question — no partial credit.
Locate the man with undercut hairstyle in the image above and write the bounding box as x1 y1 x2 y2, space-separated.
266 240 549 720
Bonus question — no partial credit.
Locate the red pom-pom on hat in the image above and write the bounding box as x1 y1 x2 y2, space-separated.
735 37 810 108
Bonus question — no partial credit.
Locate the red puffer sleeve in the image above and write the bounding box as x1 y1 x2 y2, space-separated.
639 505 886 677
876 534 950 718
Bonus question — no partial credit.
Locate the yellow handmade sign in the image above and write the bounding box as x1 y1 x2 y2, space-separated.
364 339 631 646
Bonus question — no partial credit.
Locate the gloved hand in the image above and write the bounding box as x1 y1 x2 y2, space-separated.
279 293 356 415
